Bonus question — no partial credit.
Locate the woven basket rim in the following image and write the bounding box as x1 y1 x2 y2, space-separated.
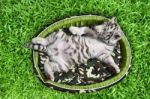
32 15 132 92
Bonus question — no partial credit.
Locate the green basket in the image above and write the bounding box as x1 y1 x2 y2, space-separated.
33 15 132 93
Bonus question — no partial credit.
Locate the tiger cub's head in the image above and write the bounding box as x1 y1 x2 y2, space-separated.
94 17 123 46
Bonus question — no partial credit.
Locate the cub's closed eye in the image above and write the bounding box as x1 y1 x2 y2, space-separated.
114 35 120 39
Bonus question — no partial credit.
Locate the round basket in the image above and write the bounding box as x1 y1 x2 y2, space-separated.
32 15 132 93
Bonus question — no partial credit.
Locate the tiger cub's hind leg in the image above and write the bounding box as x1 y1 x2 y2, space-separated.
69 26 90 35
69 26 97 38
31 37 48 46
26 37 48 52
44 59 61 81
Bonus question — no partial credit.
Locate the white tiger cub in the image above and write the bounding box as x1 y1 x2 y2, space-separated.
27 17 123 81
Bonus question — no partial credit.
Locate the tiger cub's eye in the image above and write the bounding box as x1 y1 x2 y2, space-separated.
114 34 120 39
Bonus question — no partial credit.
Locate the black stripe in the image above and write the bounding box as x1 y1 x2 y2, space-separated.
102 55 109 62
80 44 85 62
38 44 41 50
46 37 57 47
74 49 77 54
63 63 70 70
60 32 66 39
69 52 72 56
71 58 77 64
64 45 71 50
81 45 84 53
84 40 90 55
53 32 57 37
81 43 88 60
72 36 75 43
74 37 79 46
83 38 89 59
65 39 69 43
97 53 105 60
31 44 35 49
64 51 68 55
78 51 82 63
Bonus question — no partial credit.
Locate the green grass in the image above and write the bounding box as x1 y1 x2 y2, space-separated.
0 0 150 99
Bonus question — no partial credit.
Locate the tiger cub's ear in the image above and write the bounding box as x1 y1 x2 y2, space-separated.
111 17 117 23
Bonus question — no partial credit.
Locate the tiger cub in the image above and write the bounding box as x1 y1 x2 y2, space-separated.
27 17 123 81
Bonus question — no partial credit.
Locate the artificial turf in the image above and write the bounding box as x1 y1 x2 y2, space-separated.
0 0 150 98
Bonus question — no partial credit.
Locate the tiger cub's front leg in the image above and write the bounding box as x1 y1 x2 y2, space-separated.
97 54 120 73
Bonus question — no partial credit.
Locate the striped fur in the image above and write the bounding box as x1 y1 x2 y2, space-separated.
28 17 123 81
